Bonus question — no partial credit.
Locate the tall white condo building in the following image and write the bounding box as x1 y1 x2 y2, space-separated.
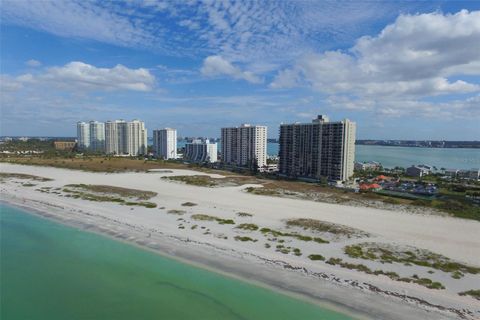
221 124 267 168
76 121 105 152
78 119 146 156
76 122 90 150
89 120 105 152
153 128 177 159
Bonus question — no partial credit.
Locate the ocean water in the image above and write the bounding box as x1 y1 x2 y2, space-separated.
0 204 354 320
176 141 479 170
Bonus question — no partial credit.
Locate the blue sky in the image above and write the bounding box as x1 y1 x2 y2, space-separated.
1 0 479 140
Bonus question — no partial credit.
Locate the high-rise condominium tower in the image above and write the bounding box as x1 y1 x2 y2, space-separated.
86 119 146 156
184 139 218 163
105 120 120 154
279 115 356 181
153 128 177 159
89 120 105 152
76 122 90 150
126 120 148 156
221 124 267 168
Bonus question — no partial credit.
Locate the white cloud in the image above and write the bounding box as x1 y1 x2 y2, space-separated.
42 62 155 91
271 10 480 117
25 59 41 67
2 61 155 93
201 55 262 84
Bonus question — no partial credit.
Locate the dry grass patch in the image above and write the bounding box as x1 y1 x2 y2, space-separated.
286 218 370 238
344 242 480 278
65 184 157 200
325 257 445 290
191 214 235 225
164 175 261 188
260 227 329 244
236 223 259 231
236 212 253 217
62 184 157 208
0 172 52 182
1 157 197 173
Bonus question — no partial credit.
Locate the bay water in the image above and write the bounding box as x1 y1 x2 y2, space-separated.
175 141 479 170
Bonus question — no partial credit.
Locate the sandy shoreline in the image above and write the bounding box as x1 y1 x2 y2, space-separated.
1 163 479 319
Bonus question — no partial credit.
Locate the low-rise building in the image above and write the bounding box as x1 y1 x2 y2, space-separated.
184 139 217 163
53 141 76 151
406 165 430 178
443 168 459 177
458 168 480 180
354 161 381 171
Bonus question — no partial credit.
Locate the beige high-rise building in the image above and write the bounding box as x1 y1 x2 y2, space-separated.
221 124 267 169
279 115 356 181
126 120 148 156
105 120 120 154
104 120 147 156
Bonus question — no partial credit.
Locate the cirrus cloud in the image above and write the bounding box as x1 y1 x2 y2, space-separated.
201 55 262 84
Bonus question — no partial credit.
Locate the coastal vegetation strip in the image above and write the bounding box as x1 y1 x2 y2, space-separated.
191 214 235 225
162 175 260 187
260 227 329 244
0 156 218 173
458 290 480 300
64 184 157 200
343 242 480 277
0 172 53 182
61 184 157 208
234 236 258 242
285 218 370 238
325 257 445 290
181 202 197 207
308 254 325 261
274 245 302 256
236 223 259 231
167 209 186 215
236 212 253 217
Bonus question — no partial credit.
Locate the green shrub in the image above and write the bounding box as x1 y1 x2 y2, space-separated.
308 254 325 261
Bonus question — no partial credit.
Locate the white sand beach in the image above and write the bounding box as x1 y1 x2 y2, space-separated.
1 163 479 320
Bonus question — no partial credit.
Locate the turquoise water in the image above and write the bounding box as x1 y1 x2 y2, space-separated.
0 204 355 320
175 141 479 170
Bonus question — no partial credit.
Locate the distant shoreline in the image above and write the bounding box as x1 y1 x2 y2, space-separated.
355 141 480 149
2 136 480 149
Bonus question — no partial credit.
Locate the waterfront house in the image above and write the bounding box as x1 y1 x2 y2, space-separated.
406 165 430 178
